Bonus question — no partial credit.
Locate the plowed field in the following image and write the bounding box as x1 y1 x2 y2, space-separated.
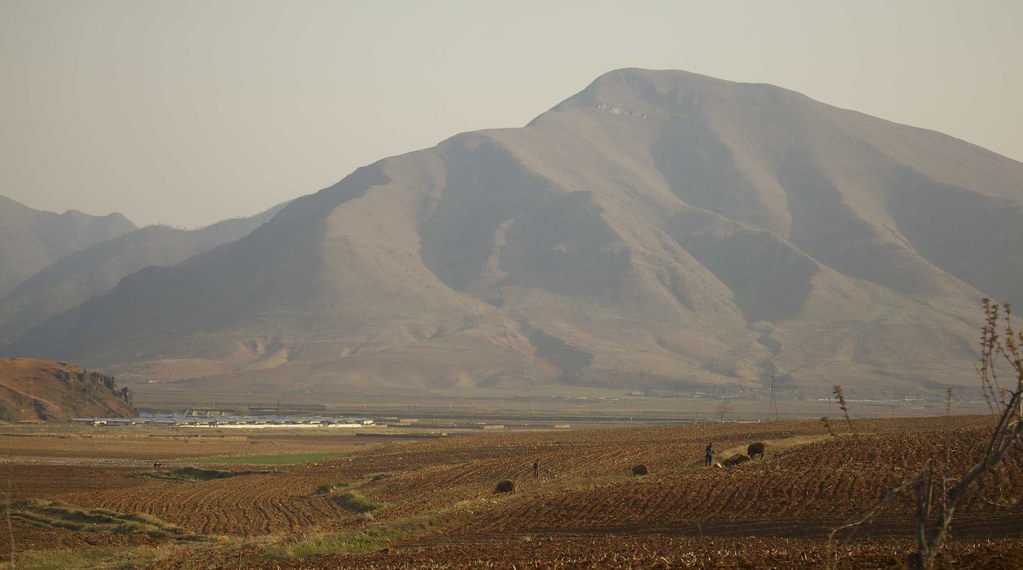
3 416 1023 568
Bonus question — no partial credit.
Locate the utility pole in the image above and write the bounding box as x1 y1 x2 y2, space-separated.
769 373 779 421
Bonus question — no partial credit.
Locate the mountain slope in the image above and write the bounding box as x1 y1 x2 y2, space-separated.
0 204 286 346
0 195 136 297
10 69 1023 400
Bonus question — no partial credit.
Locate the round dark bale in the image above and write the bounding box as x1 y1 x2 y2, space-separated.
494 479 516 493
747 441 768 459
631 464 649 476
722 454 750 467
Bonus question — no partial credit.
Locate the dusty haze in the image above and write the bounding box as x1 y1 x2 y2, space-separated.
1 1 1021 228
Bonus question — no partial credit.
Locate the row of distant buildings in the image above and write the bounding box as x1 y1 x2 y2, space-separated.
72 411 375 428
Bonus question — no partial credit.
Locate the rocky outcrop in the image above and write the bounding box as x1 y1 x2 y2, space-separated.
0 358 135 422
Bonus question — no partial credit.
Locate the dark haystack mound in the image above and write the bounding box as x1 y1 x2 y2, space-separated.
722 454 750 467
495 480 516 493
748 442 767 459
631 464 649 476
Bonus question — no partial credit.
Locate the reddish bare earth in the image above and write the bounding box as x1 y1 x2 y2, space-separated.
0 358 135 421
2 416 1022 568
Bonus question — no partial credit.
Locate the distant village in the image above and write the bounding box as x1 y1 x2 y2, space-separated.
72 410 377 428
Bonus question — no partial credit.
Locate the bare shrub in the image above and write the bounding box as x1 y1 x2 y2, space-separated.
5 478 13 569
833 385 856 436
832 300 1023 570
821 416 837 437
907 300 1023 569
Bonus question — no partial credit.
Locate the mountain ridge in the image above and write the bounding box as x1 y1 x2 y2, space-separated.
0 195 136 297
6 69 1022 401
0 203 288 345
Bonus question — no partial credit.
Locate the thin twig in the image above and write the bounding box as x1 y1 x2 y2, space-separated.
833 301 1023 570
833 385 856 436
5 476 14 569
237 528 248 570
828 478 914 561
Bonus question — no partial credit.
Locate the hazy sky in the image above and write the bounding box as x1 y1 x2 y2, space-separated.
2 0 1021 228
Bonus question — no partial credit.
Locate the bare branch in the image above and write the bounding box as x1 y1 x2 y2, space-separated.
843 301 1023 570
820 416 837 438
833 385 856 436
828 478 914 559
910 301 1023 569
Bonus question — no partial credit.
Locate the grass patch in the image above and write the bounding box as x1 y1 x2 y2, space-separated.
3 544 179 570
262 513 434 560
185 452 348 465
263 528 393 558
683 434 832 469
332 491 383 513
133 466 266 481
8 499 210 541
259 494 499 563
314 482 350 495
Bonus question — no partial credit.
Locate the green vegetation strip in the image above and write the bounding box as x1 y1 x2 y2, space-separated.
185 452 348 465
256 471 580 564
332 491 383 513
134 467 267 481
3 544 179 570
315 482 350 494
260 492 506 563
9 499 212 541
262 512 430 560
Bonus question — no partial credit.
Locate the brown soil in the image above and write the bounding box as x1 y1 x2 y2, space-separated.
2 415 1021 568
0 426 379 460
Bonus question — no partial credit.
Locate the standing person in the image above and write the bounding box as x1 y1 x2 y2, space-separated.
533 458 540 479
705 443 714 466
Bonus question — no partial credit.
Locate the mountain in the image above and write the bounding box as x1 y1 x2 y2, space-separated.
9 69 1023 401
0 204 287 346
0 195 136 297
0 358 135 421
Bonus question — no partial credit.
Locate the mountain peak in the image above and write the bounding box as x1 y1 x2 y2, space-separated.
6 70 1023 403
545 67 800 125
